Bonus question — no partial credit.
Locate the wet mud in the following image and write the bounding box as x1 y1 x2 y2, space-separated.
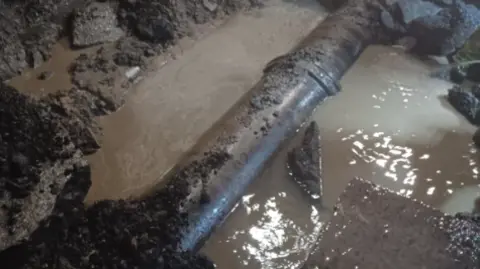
287 121 323 203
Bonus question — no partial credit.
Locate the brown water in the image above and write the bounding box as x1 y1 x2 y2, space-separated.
6 0 480 267
201 46 480 269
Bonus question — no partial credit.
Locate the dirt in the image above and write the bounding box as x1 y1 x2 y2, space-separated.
302 178 478 269
0 0 262 267
0 149 231 269
0 84 90 252
287 121 323 204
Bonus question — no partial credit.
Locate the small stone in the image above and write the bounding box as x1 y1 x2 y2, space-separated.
37 71 54 80
473 128 480 148
447 86 480 124
203 0 218 12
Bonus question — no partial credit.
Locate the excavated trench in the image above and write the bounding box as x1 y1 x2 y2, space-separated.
1 0 480 269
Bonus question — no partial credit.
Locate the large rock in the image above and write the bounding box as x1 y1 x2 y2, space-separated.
0 84 90 251
301 178 477 269
72 2 125 47
379 0 480 56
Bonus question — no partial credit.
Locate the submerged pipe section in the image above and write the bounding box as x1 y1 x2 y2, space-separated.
161 1 385 252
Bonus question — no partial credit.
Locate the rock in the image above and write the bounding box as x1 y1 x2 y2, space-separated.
466 63 480 83
133 1 179 43
287 121 323 202
408 1 480 56
447 85 480 124
203 0 218 12
37 70 54 80
72 2 125 47
301 178 478 269
0 84 90 251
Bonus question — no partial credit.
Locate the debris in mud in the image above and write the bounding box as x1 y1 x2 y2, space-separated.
113 37 156 67
70 48 125 113
37 71 54 80
1 192 216 269
0 84 90 251
72 2 125 47
287 121 323 202
447 85 480 125
301 178 478 269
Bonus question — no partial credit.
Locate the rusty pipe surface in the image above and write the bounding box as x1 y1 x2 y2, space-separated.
160 1 384 252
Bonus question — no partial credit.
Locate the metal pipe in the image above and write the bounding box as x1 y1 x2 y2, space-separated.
160 1 384 252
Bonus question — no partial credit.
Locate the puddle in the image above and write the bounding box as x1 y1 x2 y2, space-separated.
7 39 97 97
202 46 480 268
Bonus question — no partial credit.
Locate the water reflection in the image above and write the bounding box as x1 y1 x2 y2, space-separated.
204 45 480 268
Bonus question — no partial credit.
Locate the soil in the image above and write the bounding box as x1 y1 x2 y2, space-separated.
287 122 323 204
0 0 262 267
0 149 231 269
0 84 90 251
302 178 478 269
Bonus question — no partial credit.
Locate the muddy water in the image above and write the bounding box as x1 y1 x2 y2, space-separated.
84 0 326 202
7 39 97 96
201 46 480 268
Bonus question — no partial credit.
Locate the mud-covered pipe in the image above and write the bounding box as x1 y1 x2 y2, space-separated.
161 1 384 252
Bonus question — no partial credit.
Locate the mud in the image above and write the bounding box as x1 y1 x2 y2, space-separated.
0 149 231 269
302 178 478 269
0 0 264 264
0 84 90 251
287 121 323 203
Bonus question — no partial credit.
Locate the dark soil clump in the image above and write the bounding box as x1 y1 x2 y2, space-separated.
287 121 323 203
0 83 90 251
0 149 231 269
